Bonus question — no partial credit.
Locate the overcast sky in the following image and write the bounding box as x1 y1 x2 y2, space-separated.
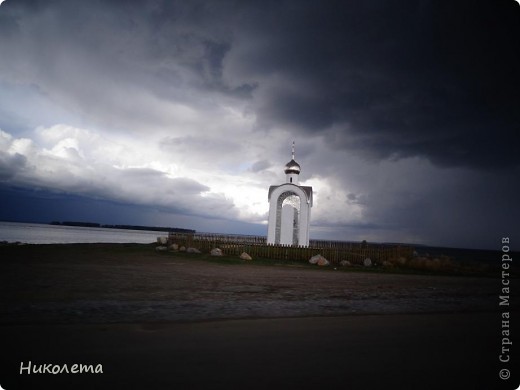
0 0 519 249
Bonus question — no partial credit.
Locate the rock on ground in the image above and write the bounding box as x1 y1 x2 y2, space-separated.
186 247 201 254
309 254 321 265
240 252 253 260
155 246 168 251
309 254 328 266
363 258 372 267
340 260 351 267
210 248 223 256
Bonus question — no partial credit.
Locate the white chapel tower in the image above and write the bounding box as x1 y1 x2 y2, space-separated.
267 142 313 246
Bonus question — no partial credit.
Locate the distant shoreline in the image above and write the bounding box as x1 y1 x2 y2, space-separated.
49 221 196 234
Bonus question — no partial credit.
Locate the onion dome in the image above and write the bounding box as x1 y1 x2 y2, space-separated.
284 159 301 174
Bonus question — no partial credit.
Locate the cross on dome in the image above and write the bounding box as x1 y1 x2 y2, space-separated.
284 141 301 175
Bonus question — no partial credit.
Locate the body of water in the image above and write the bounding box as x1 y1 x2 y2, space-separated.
0 221 165 244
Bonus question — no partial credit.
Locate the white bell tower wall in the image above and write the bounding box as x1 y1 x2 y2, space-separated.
267 184 312 247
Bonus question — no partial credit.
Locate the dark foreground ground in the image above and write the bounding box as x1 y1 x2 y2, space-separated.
0 243 518 389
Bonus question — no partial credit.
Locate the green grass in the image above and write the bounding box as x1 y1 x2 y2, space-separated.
164 250 316 268
1 243 502 278
156 248 499 277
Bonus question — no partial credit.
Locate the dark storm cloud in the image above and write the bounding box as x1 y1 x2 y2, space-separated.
222 0 520 170
0 151 26 180
2 0 519 169
0 0 249 133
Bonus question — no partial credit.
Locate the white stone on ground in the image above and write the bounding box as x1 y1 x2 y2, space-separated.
309 254 329 266
240 252 252 260
210 248 223 256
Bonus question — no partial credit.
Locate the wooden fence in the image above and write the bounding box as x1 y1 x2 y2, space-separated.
167 232 414 266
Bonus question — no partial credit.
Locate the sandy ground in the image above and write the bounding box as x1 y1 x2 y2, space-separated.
0 243 518 389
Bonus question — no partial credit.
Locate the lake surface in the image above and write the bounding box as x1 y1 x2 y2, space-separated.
0 221 165 244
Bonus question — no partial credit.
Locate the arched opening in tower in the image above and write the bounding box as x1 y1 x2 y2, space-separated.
275 192 300 246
